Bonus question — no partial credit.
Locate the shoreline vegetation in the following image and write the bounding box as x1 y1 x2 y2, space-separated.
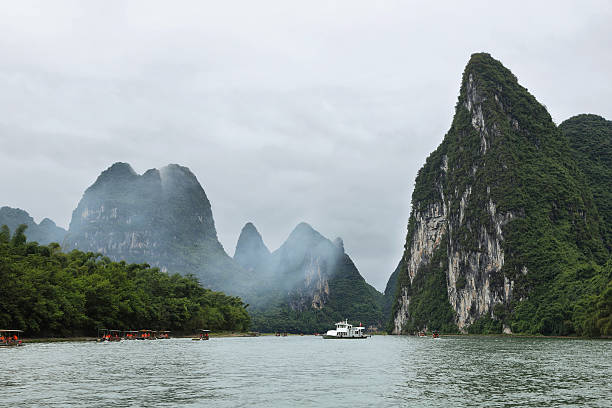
19 332 612 343
0 225 250 337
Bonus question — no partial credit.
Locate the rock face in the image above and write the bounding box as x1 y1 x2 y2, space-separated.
392 53 606 335
0 206 67 244
64 162 250 293
239 222 384 332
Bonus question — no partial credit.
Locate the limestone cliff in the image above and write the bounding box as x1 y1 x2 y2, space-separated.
64 162 251 294
392 53 606 335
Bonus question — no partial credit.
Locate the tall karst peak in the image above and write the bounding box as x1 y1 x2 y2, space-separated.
65 162 250 294
234 222 270 272
391 53 605 336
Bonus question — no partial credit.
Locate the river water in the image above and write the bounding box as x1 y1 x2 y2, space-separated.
1 335 610 407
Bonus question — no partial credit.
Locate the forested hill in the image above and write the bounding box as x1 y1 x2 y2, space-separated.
391 53 611 337
560 114 612 251
0 224 250 337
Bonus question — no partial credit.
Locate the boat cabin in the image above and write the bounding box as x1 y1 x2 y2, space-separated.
0 330 23 346
158 330 171 339
123 330 139 340
322 320 367 339
138 330 156 340
97 329 121 342
193 329 210 340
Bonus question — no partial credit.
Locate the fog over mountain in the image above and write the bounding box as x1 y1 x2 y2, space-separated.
1 1 611 290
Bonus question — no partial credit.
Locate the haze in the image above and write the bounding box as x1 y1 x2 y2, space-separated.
1 1 611 290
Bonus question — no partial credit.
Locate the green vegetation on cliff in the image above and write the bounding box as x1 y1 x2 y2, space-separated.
392 53 611 337
0 224 250 337
560 114 612 251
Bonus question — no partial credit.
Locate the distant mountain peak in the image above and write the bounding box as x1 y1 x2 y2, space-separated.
285 222 324 242
39 218 57 227
234 222 270 271
0 206 66 244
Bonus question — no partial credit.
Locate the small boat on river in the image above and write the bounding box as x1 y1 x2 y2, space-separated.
192 329 210 341
97 329 121 342
322 320 368 339
0 330 24 347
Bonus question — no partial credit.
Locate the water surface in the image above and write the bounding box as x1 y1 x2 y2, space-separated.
1 335 610 407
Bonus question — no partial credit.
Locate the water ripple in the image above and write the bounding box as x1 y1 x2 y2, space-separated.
0 336 610 407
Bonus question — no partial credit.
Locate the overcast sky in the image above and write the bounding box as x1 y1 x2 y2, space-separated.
1 1 611 290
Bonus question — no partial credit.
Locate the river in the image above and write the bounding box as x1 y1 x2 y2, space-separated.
1 335 610 407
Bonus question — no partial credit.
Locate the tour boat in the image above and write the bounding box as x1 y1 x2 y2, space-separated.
97 329 121 342
322 320 368 339
0 330 24 347
192 329 210 341
137 329 156 340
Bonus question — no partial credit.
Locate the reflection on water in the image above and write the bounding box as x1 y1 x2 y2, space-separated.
0 336 610 407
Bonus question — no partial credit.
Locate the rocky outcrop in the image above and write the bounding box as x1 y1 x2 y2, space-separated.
0 206 67 245
392 53 605 334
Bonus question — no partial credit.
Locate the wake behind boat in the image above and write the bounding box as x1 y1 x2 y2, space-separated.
322 320 368 339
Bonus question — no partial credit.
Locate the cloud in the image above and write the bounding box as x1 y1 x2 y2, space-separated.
1 1 611 290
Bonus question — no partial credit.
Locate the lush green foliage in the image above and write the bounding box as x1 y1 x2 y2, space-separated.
560 114 612 251
0 225 250 336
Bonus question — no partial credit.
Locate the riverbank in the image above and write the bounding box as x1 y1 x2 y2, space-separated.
20 331 261 343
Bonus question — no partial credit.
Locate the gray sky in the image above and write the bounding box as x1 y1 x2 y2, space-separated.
1 1 611 290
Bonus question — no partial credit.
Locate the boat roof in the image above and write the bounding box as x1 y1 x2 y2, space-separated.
199 329 211 332
0 329 23 332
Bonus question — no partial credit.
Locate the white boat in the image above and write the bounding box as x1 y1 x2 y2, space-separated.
322 320 368 339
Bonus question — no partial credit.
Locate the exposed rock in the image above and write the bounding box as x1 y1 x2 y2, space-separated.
392 53 605 334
